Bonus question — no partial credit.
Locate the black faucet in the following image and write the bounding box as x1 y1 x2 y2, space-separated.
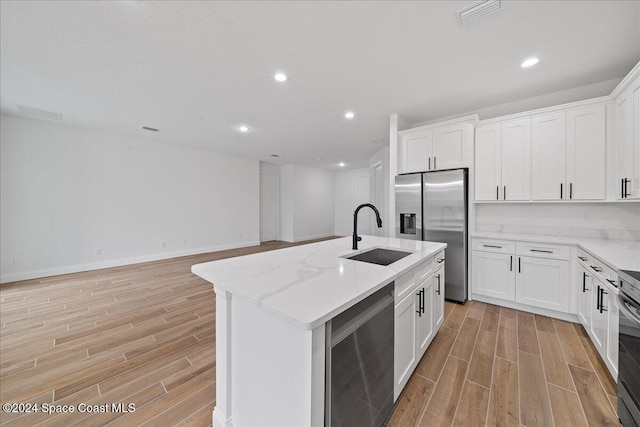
353 203 383 250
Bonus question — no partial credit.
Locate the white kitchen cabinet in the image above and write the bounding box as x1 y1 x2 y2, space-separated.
590 278 608 354
566 105 605 200
394 286 418 398
398 120 474 174
516 255 570 313
475 124 502 201
616 73 640 199
532 112 566 200
471 250 516 301
577 265 592 328
501 118 531 201
433 265 445 329
606 288 619 376
416 276 434 356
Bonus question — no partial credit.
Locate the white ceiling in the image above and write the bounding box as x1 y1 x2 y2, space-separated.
1 1 639 170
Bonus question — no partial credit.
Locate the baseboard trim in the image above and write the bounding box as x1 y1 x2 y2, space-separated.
0 241 261 284
471 293 580 323
290 233 336 243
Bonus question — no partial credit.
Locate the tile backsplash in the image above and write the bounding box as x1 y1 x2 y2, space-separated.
475 202 640 241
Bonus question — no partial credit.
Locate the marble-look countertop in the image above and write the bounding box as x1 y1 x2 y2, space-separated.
471 231 640 271
192 236 446 330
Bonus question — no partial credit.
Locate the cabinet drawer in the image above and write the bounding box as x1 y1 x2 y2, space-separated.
577 248 592 264
472 239 515 254
395 268 417 301
581 252 618 287
516 242 570 260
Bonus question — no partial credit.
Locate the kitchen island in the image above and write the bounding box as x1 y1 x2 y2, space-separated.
192 235 446 427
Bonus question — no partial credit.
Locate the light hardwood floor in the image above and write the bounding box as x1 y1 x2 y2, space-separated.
1 238 620 426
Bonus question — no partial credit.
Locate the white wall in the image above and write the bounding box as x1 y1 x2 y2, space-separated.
334 168 370 236
279 164 335 242
369 146 391 237
475 203 640 241
0 114 260 283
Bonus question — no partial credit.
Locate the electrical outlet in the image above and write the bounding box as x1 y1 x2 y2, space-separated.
11 257 18 265
583 212 592 221
95 248 102 256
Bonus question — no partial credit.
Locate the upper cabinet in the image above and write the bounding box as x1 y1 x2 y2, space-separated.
475 101 607 202
398 119 474 175
614 68 640 200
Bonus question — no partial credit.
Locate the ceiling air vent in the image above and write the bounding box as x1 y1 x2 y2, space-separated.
457 0 502 25
18 105 62 121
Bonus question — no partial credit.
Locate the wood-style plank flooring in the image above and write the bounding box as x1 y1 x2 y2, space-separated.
389 300 620 427
1 238 620 426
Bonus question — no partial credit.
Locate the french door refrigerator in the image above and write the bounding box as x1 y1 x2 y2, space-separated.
395 169 468 303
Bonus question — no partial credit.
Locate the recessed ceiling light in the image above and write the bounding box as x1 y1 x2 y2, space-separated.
339 162 346 167
238 125 250 133
315 157 321 161
344 111 355 120
521 57 539 68
141 126 159 132
274 72 287 82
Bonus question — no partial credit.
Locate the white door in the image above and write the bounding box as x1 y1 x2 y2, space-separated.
631 79 640 199
394 291 418 400
353 175 370 235
416 278 434 358
400 130 431 173
475 125 502 201
501 118 531 201
566 105 605 200
616 78 640 200
370 162 384 236
516 256 569 312
471 251 516 301
259 172 279 242
531 112 566 200
432 125 466 170
577 267 592 329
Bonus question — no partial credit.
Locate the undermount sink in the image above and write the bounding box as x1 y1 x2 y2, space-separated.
346 248 412 266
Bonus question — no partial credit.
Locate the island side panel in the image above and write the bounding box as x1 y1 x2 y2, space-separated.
232 295 326 426
213 288 233 427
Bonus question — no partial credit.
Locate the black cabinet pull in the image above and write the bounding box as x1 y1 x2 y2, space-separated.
428 157 431 170
422 288 426 314
622 178 625 199
518 257 521 273
578 256 587 261
623 178 631 198
582 272 589 292
570 182 573 199
436 274 441 295
504 186 506 200
416 289 423 317
606 279 617 287
510 255 513 272
530 249 553 254
496 186 499 200
436 258 444 264
596 285 601 310
483 244 503 249
434 157 437 170
590 265 602 273
600 288 608 313
560 183 563 199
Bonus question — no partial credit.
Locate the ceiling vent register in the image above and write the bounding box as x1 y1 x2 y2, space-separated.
457 0 502 25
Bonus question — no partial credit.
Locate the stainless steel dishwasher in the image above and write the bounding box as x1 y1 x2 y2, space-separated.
325 283 394 427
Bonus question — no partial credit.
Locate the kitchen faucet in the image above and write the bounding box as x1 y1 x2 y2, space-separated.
353 203 383 250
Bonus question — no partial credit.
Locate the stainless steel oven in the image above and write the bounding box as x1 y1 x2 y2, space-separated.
618 269 640 427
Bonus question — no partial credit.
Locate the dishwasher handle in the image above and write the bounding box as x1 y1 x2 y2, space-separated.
618 293 640 326
330 293 394 347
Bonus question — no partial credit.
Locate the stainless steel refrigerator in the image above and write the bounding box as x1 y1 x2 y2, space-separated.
395 169 468 303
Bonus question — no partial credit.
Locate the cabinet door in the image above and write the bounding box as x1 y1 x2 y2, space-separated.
616 76 640 200
590 281 607 354
605 288 619 376
471 251 515 301
432 124 468 170
433 267 445 329
501 119 531 200
400 130 431 174
475 125 502 201
531 112 566 200
577 267 592 329
394 290 418 399
516 256 569 312
416 278 434 358
566 105 605 200
631 79 640 199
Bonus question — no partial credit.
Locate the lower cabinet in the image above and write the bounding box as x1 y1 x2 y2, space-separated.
472 238 569 313
394 259 444 400
577 266 592 327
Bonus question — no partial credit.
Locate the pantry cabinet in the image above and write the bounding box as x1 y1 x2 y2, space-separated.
615 71 640 200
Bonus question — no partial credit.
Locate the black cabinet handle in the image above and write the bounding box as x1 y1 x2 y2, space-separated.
599 287 608 313
624 178 631 198
496 186 499 200
483 244 503 248
504 186 506 200
518 257 521 273
421 288 426 314
436 274 441 295
510 255 513 272
590 265 603 273
606 279 617 287
434 157 437 170
561 183 563 199
622 178 625 199
416 289 423 317
578 256 587 261
570 182 573 199
436 258 444 264
530 249 553 254
428 157 431 170
582 272 589 292
596 285 602 310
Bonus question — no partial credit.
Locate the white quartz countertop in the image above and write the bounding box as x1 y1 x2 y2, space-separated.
471 231 640 271
192 236 446 330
